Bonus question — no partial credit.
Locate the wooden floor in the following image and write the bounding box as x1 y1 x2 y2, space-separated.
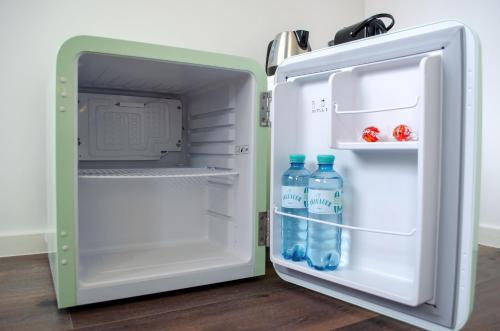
1 246 499 331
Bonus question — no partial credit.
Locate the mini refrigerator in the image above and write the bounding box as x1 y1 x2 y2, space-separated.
47 21 481 330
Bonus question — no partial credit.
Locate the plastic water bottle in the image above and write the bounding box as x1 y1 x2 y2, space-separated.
307 155 343 270
281 154 310 261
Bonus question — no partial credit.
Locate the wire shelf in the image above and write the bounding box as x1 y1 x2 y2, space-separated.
274 207 416 236
78 167 238 179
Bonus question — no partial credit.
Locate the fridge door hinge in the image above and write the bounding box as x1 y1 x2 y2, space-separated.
258 211 270 246
260 91 272 127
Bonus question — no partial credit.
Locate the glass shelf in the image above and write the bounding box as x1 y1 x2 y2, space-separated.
78 167 238 179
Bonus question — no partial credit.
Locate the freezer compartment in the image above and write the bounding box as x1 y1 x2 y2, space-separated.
270 54 442 306
330 51 442 150
75 52 257 304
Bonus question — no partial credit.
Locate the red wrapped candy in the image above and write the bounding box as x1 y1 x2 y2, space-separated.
393 124 414 141
362 126 381 142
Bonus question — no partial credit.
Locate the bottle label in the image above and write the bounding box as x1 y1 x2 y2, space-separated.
308 189 343 214
281 186 308 209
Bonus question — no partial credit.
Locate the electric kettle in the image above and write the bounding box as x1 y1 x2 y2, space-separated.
265 30 311 76
328 13 394 46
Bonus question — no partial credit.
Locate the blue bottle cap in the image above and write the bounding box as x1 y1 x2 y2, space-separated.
317 154 335 164
289 154 306 163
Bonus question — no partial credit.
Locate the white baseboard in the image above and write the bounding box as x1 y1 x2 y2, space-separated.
478 223 500 248
0 232 48 257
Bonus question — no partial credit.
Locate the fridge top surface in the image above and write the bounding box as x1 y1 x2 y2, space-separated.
271 21 480 330
275 20 472 82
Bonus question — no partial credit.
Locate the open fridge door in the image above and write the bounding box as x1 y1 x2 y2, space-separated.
269 21 480 330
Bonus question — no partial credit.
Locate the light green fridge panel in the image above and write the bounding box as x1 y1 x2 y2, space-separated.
47 36 269 308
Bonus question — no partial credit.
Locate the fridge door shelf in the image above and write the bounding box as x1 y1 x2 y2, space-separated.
271 256 422 307
272 204 431 306
330 51 434 114
332 95 419 115
335 141 418 150
330 51 442 150
274 207 416 236
78 167 238 179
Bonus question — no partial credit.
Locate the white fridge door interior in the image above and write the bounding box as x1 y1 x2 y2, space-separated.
270 21 480 330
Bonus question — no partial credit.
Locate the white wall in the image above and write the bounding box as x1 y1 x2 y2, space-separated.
364 0 500 248
2 0 498 256
0 0 364 256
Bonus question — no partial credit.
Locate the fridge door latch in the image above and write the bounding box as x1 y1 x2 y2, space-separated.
260 91 272 127
258 211 270 246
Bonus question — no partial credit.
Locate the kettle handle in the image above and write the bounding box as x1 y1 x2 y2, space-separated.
294 30 310 50
350 13 394 38
265 40 273 75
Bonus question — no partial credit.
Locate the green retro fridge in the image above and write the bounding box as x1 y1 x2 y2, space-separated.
47 21 481 330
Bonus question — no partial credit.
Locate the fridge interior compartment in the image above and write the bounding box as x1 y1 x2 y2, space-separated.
78 175 248 288
330 51 442 150
270 53 442 306
75 52 256 303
